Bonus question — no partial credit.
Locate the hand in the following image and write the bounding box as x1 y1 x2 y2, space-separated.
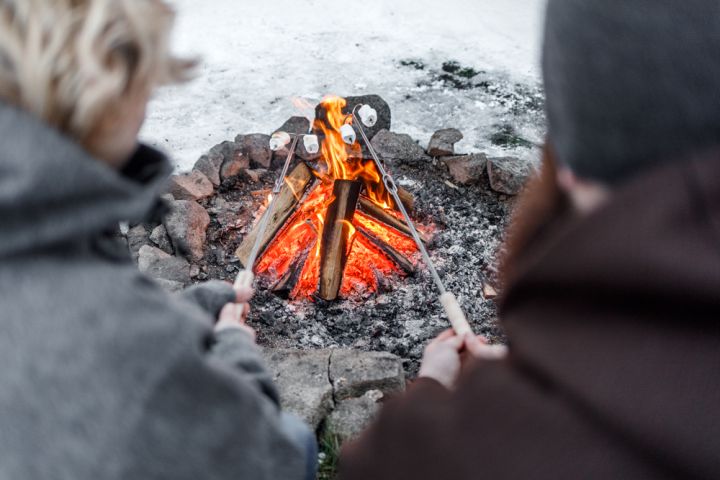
464 334 508 361
214 285 255 339
418 329 465 389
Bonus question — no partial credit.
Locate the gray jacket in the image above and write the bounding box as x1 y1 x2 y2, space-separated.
0 103 305 479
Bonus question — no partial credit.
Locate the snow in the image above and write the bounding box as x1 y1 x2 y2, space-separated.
141 0 548 170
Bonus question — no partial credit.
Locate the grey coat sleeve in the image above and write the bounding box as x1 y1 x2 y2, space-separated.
209 329 281 406
177 280 236 320
121 329 306 480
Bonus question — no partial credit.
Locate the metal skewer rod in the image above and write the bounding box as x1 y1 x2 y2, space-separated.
350 106 473 336
233 134 301 320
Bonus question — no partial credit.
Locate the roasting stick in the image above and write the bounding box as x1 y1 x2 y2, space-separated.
351 106 473 336
233 134 301 321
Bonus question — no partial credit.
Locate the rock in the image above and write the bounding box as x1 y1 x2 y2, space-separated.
149 224 174 255
220 151 250 181
193 152 224 187
327 391 383 442
263 349 334 429
275 116 311 135
154 278 185 293
196 140 250 183
329 350 405 401
167 171 214 201
343 95 391 142
236 134 272 169
443 154 488 185
314 95 391 143
137 245 190 284
164 200 211 261
244 169 263 183
428 128 464 157
126 224 149 263
370 130 431 165
487 156 534 195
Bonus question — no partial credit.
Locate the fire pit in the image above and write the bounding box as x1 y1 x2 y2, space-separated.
238 96 427 302
130 93 535 372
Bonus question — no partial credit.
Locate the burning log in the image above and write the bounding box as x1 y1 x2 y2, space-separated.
236 162 314 267
271 248 311 299
358 197 429 243
357 227 414 275
319 180 362 301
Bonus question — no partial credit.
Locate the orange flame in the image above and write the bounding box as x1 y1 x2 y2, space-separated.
252 95 425 300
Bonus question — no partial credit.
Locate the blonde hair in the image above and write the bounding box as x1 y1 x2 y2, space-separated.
0 0 193 142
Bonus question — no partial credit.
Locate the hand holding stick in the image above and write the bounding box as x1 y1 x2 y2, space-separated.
232 134 302 321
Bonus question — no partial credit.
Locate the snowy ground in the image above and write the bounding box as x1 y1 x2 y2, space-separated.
141 0 548 170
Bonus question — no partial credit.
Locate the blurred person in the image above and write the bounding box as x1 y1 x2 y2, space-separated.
339 0 720 478
0 1 315 479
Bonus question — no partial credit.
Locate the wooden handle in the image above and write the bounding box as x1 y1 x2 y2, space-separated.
440 292 473 336
233 270 255 321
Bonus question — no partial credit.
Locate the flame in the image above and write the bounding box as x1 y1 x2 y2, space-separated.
252 95 424 300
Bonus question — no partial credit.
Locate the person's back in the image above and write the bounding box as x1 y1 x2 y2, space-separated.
338 1 720 478
0 2 312 478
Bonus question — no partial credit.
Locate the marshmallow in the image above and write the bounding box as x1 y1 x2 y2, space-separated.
269 131 291 151
340 124 357 145
358 105 378 127
303 134 320 154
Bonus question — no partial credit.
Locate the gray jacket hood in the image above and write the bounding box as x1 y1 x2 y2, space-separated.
0 102 171 258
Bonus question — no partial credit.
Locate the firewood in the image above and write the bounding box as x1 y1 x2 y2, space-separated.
272 248 311 299
356 227 414 275
319 180 362 301
236 162 314 267
358 197 430 243
394 187 415 213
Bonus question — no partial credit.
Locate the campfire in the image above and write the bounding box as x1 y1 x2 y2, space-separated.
235 96 429 301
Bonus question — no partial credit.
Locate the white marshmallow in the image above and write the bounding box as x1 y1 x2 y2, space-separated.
340 124 357 145
269 131 291 151
303 134 320 154
358 105 378 127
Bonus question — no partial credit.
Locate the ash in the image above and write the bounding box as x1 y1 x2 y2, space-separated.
200 161 512 375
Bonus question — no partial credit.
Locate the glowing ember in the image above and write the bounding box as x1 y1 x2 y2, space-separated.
252 95 427 300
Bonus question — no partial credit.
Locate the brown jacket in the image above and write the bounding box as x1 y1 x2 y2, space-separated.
338 150 720 480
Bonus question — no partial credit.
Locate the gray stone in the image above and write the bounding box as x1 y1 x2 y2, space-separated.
164 200 211 261
263 349 334 429
329 350 405 401
236 134 272 169
370 130 431 165
137 245 190 284
487 156 534 195
327 391 383 442
428 128 464 157
343 95 392 142
275 116 311 135
443 154 488 185
126 224 149 263
193 152 224 187
167 171 214 201
149 224 174 255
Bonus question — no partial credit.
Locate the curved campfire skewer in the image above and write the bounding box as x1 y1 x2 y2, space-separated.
349 104 473 336
232 133 302 321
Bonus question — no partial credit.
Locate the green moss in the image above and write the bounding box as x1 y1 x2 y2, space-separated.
490 124 534 149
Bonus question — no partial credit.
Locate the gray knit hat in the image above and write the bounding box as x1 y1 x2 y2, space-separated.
543 0 720 184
